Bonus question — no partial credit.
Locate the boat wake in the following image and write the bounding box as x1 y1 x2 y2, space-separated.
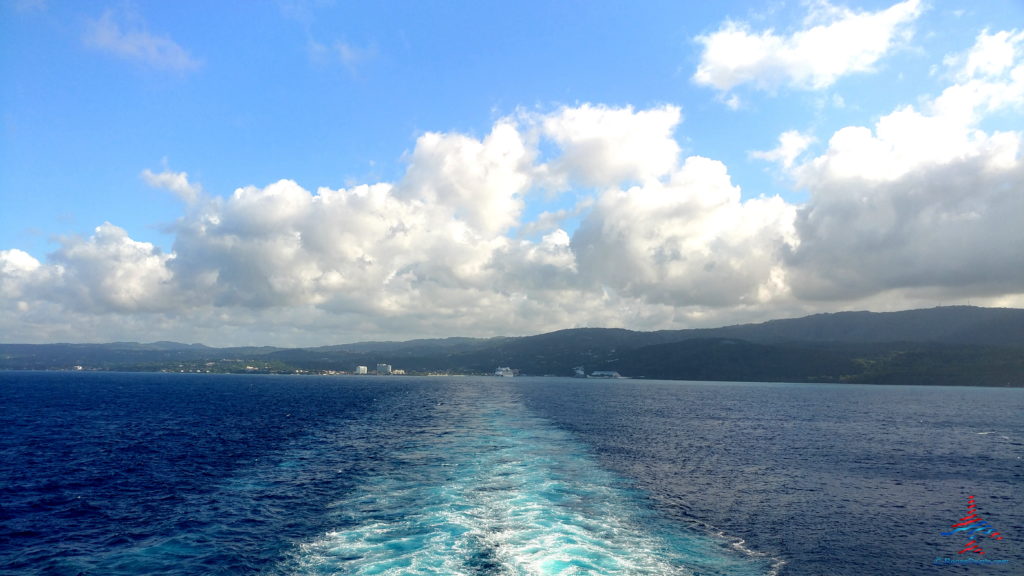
274 383 774 575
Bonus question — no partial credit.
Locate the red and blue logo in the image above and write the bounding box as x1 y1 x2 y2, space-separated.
941 495 1004 554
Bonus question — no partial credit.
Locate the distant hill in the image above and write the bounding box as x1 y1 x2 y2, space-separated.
1 306 1021 386
677 306 1024 346
333 305 1024 352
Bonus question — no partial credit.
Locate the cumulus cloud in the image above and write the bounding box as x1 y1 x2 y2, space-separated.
572 156 796 307
84 9 201 72
2 61 1021 346
786 28 1024 301
788 157 1024 300
694 0 922 94
44 223 176 313
395 122 533 236
159 122 535 319
796 28 1023 184
0 249 43 301
2 103 796 344
539 104 682 188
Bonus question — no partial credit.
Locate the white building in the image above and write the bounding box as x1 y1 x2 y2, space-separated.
355 365 368 375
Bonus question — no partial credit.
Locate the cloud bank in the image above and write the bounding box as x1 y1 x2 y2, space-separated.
3 28 1023 346
785 28 1024 301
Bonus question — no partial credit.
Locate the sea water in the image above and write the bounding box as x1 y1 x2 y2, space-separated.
1 372 1021 575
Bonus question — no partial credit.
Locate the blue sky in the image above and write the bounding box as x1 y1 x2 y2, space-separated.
2 0 1023 346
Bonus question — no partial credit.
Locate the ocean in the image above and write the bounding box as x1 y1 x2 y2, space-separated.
1 371 1021 575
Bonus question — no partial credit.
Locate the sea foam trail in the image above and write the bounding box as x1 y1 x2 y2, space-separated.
275 382 771 575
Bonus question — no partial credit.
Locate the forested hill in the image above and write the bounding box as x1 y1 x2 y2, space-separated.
672 306 1024 346
2 306 1022 386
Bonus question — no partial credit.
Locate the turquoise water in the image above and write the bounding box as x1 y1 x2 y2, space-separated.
274 383 775 575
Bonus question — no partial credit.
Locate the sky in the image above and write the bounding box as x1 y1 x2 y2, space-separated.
1 0 1023 347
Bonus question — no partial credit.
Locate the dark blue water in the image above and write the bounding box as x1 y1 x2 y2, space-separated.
1 372 1021 575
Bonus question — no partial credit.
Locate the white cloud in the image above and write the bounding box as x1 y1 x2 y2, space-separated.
694 0 922 93
539 104 682 188
2 72 1021 346
47 223 176 313
751 130 815 169
3 104 787 344
142 168 203 203
797 29 1024 184
936 29 1024 121
957 28 1024 80
786 28 1024 301
572 156 796 307
0 249 43 300
163 122 536 317
0 249 40 274
84 9 201 72
395 121 533 236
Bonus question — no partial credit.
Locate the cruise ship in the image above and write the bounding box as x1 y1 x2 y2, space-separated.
574 366 623 378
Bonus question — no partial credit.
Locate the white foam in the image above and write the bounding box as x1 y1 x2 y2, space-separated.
274 384 771 575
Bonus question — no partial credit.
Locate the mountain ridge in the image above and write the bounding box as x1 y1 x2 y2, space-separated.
2 306 1022 386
